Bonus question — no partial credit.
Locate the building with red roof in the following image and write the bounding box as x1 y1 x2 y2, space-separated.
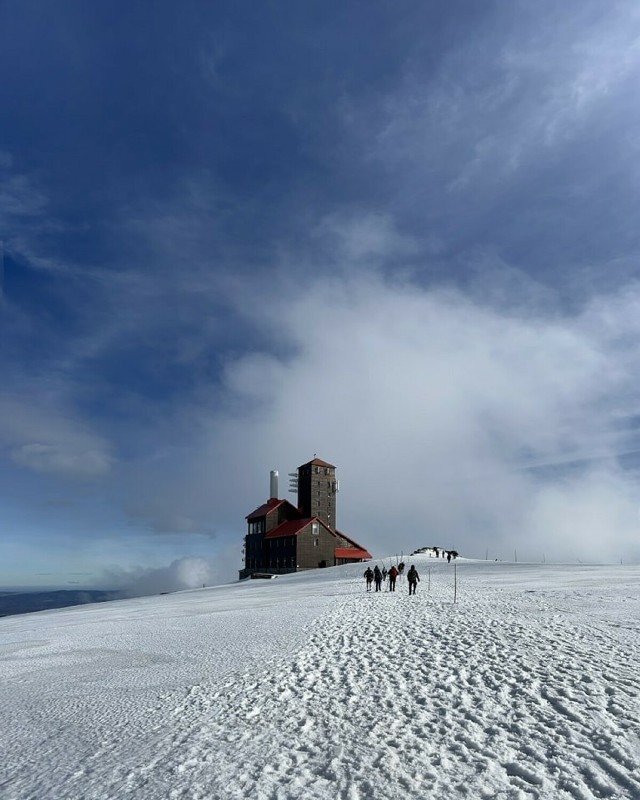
240 457 371 578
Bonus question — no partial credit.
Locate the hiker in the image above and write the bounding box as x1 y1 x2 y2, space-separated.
388 564 399 592
382 566 388 582
398 562 405 575
447 551 451 564
373 565 383 592
407 564 420 595
364 567 374 592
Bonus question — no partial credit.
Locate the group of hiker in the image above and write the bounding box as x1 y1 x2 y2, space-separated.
363 562 421 595
411 547 457 562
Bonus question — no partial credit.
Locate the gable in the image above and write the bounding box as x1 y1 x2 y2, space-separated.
265 516 334 539
246 498 299 520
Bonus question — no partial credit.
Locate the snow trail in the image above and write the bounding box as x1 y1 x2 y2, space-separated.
1 561 639 799
178 583 640 800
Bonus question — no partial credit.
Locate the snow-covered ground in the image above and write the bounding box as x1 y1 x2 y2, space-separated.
1 556 639 800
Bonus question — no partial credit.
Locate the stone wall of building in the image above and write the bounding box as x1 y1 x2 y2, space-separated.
297 463 337 529
296 522 335 569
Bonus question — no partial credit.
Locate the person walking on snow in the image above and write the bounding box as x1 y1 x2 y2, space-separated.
373 565 383 592
388 565 399 592
407 564 420 595
364 567 374 592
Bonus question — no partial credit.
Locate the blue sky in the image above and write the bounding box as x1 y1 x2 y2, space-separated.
2 1 640 592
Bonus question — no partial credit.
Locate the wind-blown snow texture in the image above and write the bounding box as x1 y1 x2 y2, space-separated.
1 557 639 799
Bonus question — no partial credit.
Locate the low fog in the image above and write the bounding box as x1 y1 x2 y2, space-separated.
101 557 213 598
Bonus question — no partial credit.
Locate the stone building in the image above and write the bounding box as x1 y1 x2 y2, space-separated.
240 457 371 579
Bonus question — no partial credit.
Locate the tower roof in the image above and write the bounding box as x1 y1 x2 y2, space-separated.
299 457 336 469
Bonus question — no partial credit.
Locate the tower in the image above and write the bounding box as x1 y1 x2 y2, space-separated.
296 457 339 530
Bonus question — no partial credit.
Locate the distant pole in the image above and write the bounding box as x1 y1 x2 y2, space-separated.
514 549 518 563
428 568 431 592
453 563 457 603
485 547 488 561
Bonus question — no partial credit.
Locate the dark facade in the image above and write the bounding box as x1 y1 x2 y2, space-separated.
296 458 338 529
244 498 300 572
239 457 371 579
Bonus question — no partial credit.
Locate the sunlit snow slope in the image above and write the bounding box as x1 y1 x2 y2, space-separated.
1 557 639 800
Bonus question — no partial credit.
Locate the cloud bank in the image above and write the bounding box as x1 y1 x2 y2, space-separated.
102 557 212 598
112 260 640 567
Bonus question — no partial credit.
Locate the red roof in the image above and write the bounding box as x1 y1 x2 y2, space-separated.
335 548 371 560
246 498 299 520
299 457 336 469
335 529 370 554
265 519 312 539
265 516 334 539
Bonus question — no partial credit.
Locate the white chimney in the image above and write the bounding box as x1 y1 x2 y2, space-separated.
270 470 279 499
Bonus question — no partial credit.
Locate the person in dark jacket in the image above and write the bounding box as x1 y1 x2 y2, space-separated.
407 564 420 595
364 567 374 591
388 565 399 592
373 565 383 592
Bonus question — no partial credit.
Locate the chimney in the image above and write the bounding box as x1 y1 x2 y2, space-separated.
269 470 279 500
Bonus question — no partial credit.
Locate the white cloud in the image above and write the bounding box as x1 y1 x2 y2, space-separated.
10 442 111 477
313 213 419 263
0 393 113 478
164 270 640 565
101 557 213 597
353 1 640 193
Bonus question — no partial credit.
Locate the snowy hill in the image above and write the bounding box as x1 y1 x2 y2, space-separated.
1 557 639 800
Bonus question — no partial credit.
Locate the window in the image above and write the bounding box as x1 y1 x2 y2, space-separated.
248 519 265 534
314 538 319 547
